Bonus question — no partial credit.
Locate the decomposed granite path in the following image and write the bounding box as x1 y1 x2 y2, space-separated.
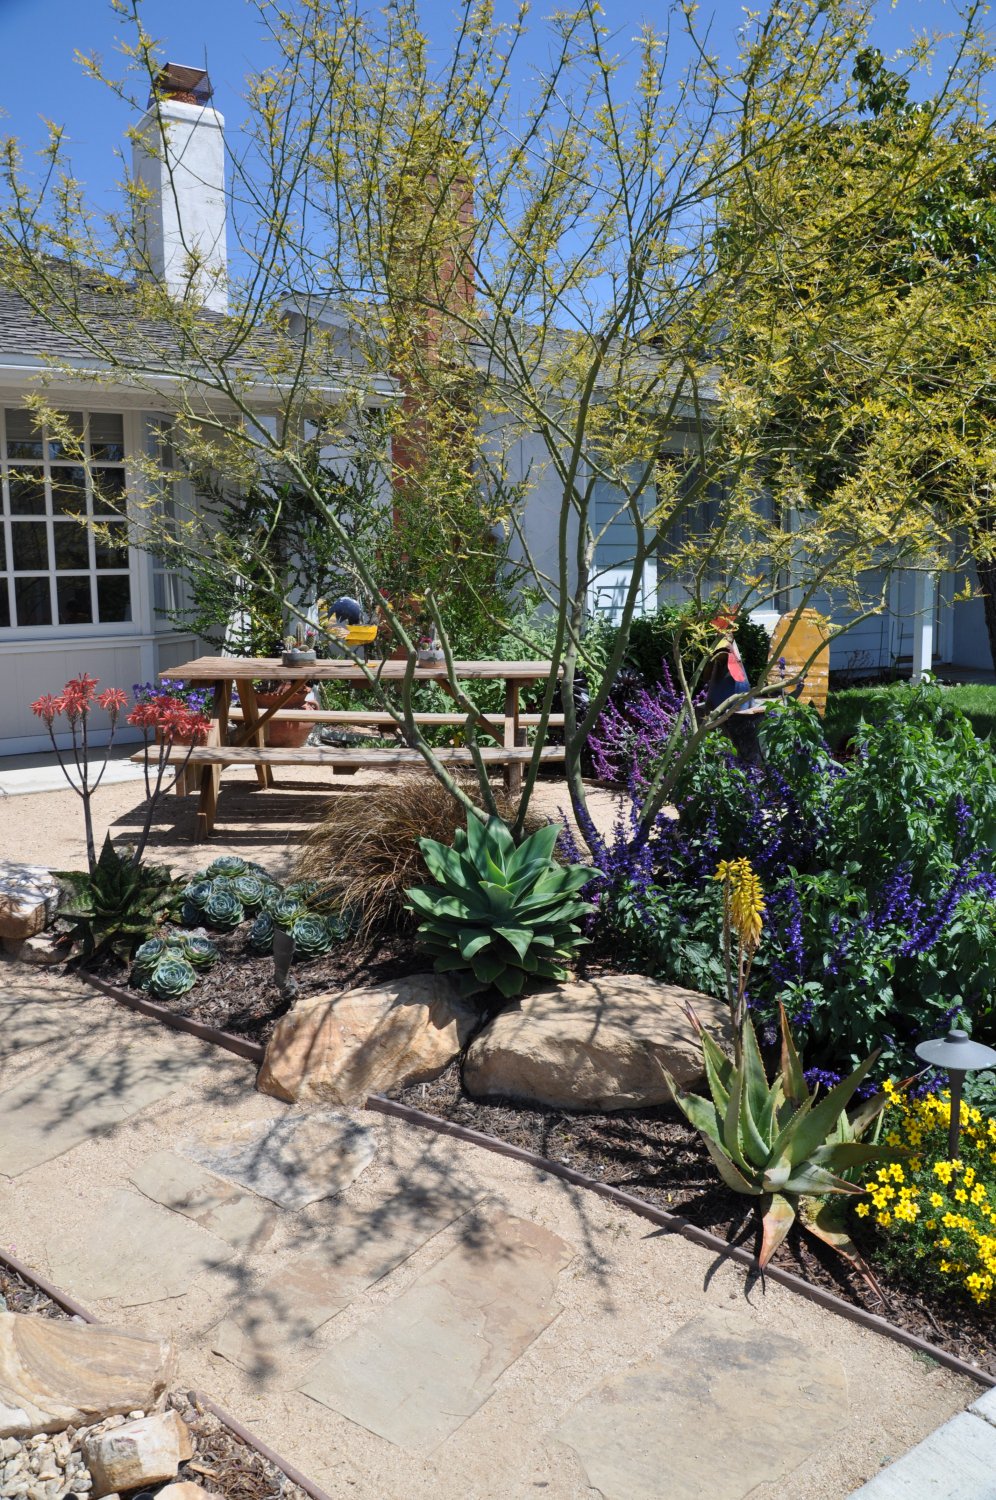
0 965 981 1500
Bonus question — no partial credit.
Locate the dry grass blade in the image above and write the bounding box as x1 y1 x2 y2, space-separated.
294 773 544 936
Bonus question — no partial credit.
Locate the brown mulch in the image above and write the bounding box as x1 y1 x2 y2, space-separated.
390 1062 996 1379
94 926 425 1046
0 1262 306 1500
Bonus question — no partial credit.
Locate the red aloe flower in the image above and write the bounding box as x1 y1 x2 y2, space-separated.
97 687 128 716
31 693 63 724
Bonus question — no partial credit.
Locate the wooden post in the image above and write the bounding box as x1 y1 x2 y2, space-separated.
235 678 273 788
504 679 521 797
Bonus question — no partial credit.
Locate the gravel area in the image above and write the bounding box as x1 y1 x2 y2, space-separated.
0 1263 308 1500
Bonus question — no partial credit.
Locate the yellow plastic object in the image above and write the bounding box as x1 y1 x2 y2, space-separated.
346 624 378 645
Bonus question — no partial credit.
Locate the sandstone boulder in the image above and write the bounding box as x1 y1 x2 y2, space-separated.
159 1484 217 1500
257 974 480 1106
0 863 61 943
0 1313 175 1439
462 975 730 1111
83 1409 194 1497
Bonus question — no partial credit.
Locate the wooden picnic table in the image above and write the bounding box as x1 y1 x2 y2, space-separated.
146 655 562 840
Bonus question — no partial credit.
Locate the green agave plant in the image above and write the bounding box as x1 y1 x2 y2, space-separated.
143 955 197 1001
664 1005 905 1270
57 837 178 963
406 816 595 1000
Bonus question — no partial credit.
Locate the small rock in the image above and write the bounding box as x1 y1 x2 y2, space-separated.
158 1484 217 1500
0 863 61 942
82 1410 193 1498
2 934 66 965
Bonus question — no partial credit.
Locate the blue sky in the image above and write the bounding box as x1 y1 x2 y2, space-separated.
0 0 984 216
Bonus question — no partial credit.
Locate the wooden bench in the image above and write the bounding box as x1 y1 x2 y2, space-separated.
227 710 565 728
132 744 567 835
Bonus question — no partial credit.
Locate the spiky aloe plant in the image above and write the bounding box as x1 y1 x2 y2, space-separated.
406 816 595 1000
664 1006 904 1269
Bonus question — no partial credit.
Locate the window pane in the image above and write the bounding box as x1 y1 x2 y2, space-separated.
57 577 93 624
0 580 9 629
97 574 131 622
92 467 126 512
7 469 46 515
48 412 84 461
0 530 5 570
5 408 44 460
53 521 90 570
11 522 48 570
14 576 51 625
89 413 125 462
95 522 128 569
50 466 87 515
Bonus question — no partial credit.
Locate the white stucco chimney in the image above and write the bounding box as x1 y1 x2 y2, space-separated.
132 63 228 313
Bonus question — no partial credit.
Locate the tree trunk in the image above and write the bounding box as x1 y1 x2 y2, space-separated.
970 517 996 671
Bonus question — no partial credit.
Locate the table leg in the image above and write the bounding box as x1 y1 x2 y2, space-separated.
504 680 522 797
235 679 273 789
194 679 229 841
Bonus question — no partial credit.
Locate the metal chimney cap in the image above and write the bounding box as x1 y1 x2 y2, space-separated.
915 1027 996 1073
150 63 214 108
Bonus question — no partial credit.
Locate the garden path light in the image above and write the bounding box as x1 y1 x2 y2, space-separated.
914 1028 996 1157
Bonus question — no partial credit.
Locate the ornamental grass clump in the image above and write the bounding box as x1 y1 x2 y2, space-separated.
295 774 543 936
406 815 595 1000
855 1081 996 1305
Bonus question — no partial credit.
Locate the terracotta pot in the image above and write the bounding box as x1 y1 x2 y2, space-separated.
255 687 316 748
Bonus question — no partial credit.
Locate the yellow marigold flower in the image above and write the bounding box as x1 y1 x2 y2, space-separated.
955 1189 969 1203
855 1202 870 1217
930 1192 944 1208
877 1212 892 1226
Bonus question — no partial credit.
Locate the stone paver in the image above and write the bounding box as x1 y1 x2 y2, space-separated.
298 1210 573 1452
847 1409 996 1497
181 1110 376 1209
0 998 81 1056
972 1387 996 1425
0 1049 195 1175
131 1151 278 1251
210 1185 486 1386
556 1309 849 1500
47 1189 234 1307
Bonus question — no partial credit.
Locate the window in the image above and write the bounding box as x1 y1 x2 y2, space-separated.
0 409 132 629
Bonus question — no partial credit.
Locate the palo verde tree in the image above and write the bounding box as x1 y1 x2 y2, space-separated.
1 0 993 845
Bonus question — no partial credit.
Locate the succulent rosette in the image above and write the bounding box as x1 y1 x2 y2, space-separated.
177 934 219 969
205 855 249 880
181 879 214 910
271 895 306 929
201 886 245 930
145 956 197 1000
301 881 341 915
132 936 168 978
283 880 319 904
232 874 268 912
179 900 203 928
289 914 334 957
247 910 275 954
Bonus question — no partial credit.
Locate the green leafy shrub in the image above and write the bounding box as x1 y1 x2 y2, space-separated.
667 1006 901 1269
626 603 770 689
57 836 177 963
406 816 595 999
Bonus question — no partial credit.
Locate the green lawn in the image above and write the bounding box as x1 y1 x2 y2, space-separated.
824 681 996 747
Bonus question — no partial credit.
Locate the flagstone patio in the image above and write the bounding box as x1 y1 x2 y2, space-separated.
0 965 980 1499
